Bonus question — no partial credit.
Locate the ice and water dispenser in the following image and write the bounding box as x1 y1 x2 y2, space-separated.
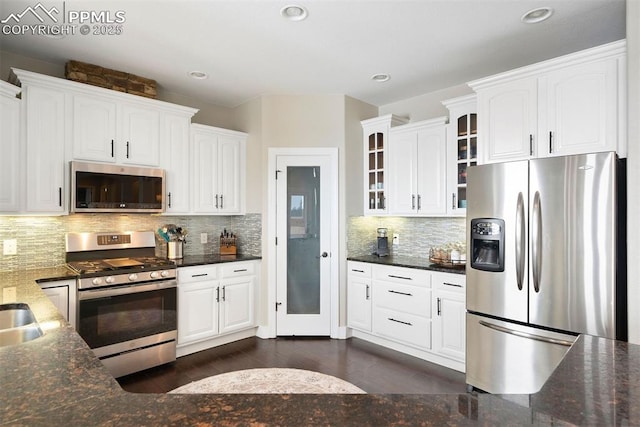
470 218 505 272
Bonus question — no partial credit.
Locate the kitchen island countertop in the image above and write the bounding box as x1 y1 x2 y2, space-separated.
1 269 638 426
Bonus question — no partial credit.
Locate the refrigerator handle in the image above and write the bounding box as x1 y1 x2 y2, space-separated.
532 191 542 293
479 321 574 347
515 192 525 290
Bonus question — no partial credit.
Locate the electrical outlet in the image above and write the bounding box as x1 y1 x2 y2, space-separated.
3 239 17 256
392 234 399 246
3 287 17 303
200 233 208 244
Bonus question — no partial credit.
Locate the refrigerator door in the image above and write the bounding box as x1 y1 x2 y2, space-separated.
466 313 576 394
529 152 617 338
467 160 528 322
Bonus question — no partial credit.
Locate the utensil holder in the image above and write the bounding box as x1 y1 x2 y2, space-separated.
167 241 183 259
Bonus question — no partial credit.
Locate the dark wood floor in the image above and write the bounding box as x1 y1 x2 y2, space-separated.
117 337 467 394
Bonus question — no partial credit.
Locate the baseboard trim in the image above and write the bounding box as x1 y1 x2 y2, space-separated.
177 328 257 358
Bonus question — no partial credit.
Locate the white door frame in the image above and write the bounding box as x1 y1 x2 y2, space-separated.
265 147 339 338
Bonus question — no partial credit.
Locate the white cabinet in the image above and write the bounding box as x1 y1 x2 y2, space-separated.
470 40 626 163
372 265 431 350
177 261 258 355
71 96 160 166
347 262 372 332
442 94 478 216
431 272 466 363
160 113 192 214
191 124 247 215
39 279 77 327
388 117 447 216
361 114 409 215
23 84 66 213
0 82 21 213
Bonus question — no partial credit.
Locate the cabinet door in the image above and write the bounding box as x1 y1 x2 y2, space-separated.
540 58 618 157
478 77 537 164
432 273 466 363
0 90 21 212
416 126 447 215
41 286 69 321
347 276 372 332
119 103 160 166
177 280 219 345
71 95 117 163
388 131 418 214
24 85 66 213
219 276 255 334
162 114 191 214
191 130 219 213
217 136 243 214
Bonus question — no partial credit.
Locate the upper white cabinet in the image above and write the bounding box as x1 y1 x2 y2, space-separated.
0 82 21 213
160 113 192 214
442 94 477 216
191 124 247 215
361 114 409 215
388 117 447 216
469 40 626 163
118 103 160 166
71 95 118 163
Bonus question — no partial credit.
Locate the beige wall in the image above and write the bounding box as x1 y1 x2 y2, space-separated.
627 0 640 345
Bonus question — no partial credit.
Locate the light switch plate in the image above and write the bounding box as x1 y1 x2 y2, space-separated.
200 233 208 244
392 234 399 246
3 239 17 256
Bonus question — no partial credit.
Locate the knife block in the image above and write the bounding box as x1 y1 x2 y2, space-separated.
220 236 237 255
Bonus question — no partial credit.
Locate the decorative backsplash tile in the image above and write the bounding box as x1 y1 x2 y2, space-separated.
347 216 466 259
0 214 262 272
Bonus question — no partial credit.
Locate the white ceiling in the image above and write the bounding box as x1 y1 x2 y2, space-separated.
0 0 626 108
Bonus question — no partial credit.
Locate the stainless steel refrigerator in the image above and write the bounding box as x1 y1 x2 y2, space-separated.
465 151 626 394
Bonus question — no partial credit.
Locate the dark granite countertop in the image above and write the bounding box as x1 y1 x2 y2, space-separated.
172 254 261 268
1 268 638 425
348 254 466 275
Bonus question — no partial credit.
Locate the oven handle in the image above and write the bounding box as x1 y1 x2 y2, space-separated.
78 280 177 301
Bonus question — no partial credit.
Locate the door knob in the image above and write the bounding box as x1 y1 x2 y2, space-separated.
321 252 328 258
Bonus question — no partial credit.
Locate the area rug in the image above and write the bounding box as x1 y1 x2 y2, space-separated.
168 368 366 394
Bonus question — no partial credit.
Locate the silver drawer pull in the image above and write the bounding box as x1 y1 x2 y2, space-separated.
443 282 462 288
191 273 208 277
352 269 365 273
388 318 412 326
233 269 248 273
388 274 412 280
388 290 412 296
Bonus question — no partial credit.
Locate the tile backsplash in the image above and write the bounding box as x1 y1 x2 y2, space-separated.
347 216 466 258
0 214 262 272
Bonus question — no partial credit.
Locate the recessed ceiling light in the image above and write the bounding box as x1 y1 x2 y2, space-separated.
521 7 553 24
281 5 308 21
371 73 391 83
188 71 208 80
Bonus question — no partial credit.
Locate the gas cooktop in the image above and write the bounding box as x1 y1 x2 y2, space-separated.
67 257 175 275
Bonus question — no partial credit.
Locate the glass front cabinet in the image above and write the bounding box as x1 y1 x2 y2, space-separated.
361 114 408 215
443 94 477 216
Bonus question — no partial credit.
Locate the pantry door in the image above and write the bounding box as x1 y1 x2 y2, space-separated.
274 150 337 336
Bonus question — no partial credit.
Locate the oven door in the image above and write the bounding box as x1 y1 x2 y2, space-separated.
77 280 177 351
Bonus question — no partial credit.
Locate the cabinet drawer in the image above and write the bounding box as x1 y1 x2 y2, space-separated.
178 265 218 283
220 261 256 278
373 281 431 318
432 272 466 293
373 307 431 350
347 261 372 277
373 265 430 287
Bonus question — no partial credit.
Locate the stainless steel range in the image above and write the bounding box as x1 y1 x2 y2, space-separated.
66 231 177 378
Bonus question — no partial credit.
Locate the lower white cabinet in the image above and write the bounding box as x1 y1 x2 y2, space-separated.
347 261 465 372
177 261 258 356
39 279 77 328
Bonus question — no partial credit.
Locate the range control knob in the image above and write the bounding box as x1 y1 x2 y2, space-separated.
92 277 103 286
128 273 138 281
105 276 115 284
150 271 160 279
161 270 170 278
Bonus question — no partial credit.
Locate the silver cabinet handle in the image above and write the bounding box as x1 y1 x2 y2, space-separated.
443 282 462 288
452 193 456 210
388 318 412 326
532 191 542 293
515 192 525 291
388 274 412 280
215 194 219 208
437 297 441 316
126 141 130 158
216 286 220 302
167 192 172 208
479 320 574 347
388 289 412 296
191 273 208 278
529 134 533 156
549 131 553 153
220 194 224 209
412 194 416 210
352 269 365 273
365 285 370 300
417 194 422 210
234 269 248 273
222 286 226 301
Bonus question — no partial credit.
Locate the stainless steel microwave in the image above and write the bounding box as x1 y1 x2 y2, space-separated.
70 161 165 213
